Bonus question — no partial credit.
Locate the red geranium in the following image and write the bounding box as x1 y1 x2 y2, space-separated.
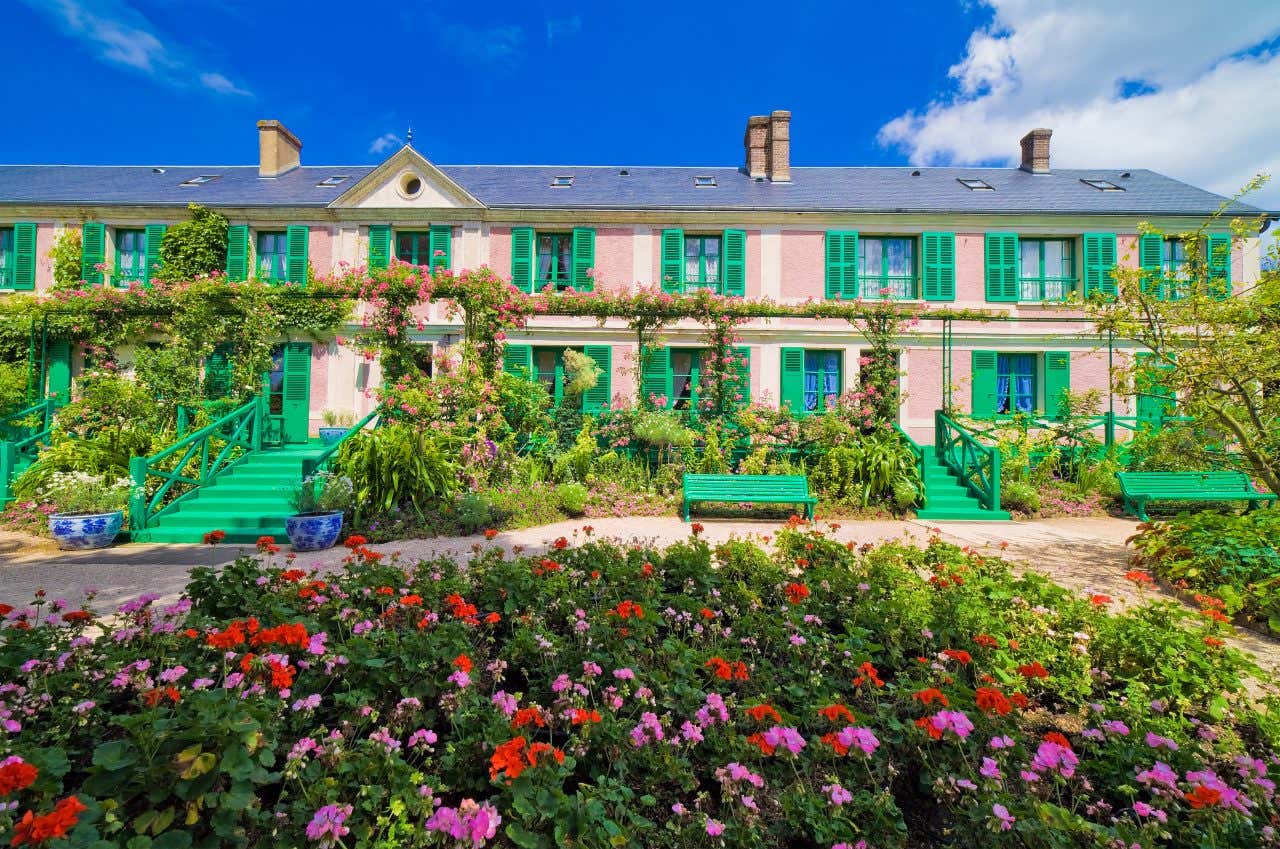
912 688 949 707
1017 661 1049 679
746 704 782 723
10 796 87 846
784 583 810 605
975 687 1012 716
817 703 855 723
203 529 226 545
942 648 971 665
0 760 38 795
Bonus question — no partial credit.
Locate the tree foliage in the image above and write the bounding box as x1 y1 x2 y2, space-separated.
155 204 230 282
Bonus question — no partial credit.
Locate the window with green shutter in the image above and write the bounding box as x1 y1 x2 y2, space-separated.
800 350 842 414
81 222 105 285
1043 351 1071 419
430 225 452 271
1140 236 1189 301
511 228 535 293
11 223 35 291
0 228 14 289
285 225 308 285
226 225 249 281
996 354 1037 414
859 236 917 299
571 227 595 291
1017 238 1074 302
115 229 147 285
1206 233 1231 299
582 344 611 412
144 224 166 283
660 229 684 293
970 350 998 418
1082 232 1117 298
525 345 612 411
722 229 746 296
984 233 1018 303
779 347 807 414
257 231 288 281
683 236 721 292
532 347 567 405
921 232 955 301
535 233 574 290
641 347 672 407
503 343 533 377
825 231 859 299
368 225 391 271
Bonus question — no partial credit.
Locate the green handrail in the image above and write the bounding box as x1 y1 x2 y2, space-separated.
300 408 380 479
893 423 925 498
0 399 55 504
935 410 1001 512
129 398 261 530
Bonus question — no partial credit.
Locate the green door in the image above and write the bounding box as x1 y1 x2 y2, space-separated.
1134 352 1174 428
267 343 312 444
45 340 72 406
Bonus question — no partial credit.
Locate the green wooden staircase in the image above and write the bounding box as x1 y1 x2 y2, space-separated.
916 450 1010 521
132 443 325 544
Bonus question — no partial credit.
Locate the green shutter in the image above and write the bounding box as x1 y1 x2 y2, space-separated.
502 344 533 377
45 340 72 406
641 346 672 407
226 225 249 281
285 225 309 285
970 350 997 418
723 229 746 296
204 343 234 399
1206 233 1231 299
80 222 105 285
730 345 751 408
572 227 596 292
780 347 806 415
581 344 612 412
660 229 684 293
922 232 955 301
1083 232 1117 298
1043 351 1071 419
825 231 858 299
368 225 391 271
1139 234 1163 297
281 342 312 443
429 224 451 272
511 227 535 293
12 223 36 290
984 233 1018 302
144 224 166 283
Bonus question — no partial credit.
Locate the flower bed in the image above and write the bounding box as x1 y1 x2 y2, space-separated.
1130 509 1280 635
0 527 1274 848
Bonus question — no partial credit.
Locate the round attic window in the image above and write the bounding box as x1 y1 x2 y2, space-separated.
398 172 423 199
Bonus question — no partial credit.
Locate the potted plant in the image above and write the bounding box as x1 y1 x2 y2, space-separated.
319 410 355 446
285 471 354 551
41 472 132 550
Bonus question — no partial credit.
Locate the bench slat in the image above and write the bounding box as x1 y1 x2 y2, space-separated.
1115 470 1276 520
682 473 815 522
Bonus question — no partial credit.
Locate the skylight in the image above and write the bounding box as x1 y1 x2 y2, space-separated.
317 176 349 187
180 175 219 187
957 178 994 191
693 176 717 188
1082 178 1125 192
550 175 574 187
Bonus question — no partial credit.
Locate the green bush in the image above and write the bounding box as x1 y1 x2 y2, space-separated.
1000 479 1041 514
154 204 230 282
555 481 589 516
1130 509 1280 632
810 430 919 509
334 424 458 524
455 492 495 533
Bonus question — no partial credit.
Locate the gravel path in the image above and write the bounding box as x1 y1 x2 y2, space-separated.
2 515 1276 673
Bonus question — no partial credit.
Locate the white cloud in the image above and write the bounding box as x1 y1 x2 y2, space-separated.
25 0 253 98
880 0 1280 212
368 133 404 156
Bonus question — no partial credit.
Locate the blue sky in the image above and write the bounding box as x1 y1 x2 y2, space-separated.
3 1 1279 214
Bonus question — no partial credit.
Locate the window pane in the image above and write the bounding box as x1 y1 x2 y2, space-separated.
1020 241 1039 276
1043 240 1064 275
537 235 553 280
886 239 911 276
860 239 883 276
557 237 572 280
704 238 720 257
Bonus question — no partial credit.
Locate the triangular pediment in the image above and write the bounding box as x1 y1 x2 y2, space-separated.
329 146 484 209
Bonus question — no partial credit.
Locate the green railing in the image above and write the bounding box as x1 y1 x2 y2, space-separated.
129 398 262 531
301 409 380 479
935 410 1001 512
0 399 55 503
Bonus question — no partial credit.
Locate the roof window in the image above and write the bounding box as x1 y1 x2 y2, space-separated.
317 176 348 187
180 175 220 187
693 175 717 188
550 175 574 188
958 178 994 191
1082 178 1125 192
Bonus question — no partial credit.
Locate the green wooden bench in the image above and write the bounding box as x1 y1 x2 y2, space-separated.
682 473 816 522
1115 471 1277 521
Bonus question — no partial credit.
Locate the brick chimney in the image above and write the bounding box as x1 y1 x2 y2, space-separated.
744 115 769 179
1019 128 1052 174
766 110 791 182
258 120 302 178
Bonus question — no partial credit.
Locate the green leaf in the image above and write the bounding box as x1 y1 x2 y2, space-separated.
505 823 547 849
93 740 137 771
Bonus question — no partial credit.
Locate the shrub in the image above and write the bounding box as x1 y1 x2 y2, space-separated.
0 531 1271 849
1130 509 1280 633
288 471 355 515
154 204 230 282
334 425 458 524
810 430 920 509
555 482 589 516
1001 479 1041 514
49 228 82 289
455 492 495 533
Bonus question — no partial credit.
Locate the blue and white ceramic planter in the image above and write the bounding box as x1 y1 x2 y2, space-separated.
49 511 124 551
286 511 344 552
318 427 347 446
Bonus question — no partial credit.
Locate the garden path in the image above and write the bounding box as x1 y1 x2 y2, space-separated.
1 516 1277 672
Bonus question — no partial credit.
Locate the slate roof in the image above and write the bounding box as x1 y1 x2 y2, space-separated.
0 161 1267 217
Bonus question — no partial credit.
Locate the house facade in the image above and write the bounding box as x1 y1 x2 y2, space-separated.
0 114 1268 443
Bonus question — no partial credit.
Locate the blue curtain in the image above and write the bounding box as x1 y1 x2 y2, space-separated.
996 356 1011 414
1013 354 1034 413
804 370 818 411
823 353 839 405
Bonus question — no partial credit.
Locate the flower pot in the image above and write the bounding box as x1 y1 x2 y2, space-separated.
318 427 347 446
285 511 344 552
48 511 124 551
